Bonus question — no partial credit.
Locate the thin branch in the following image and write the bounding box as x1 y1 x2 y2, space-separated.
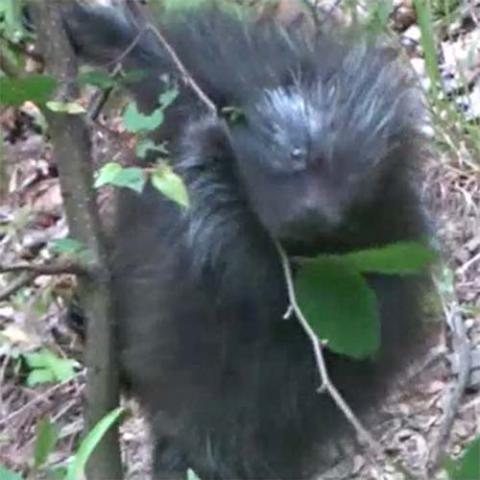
86 16 148 121
31 1 123 478
275 241 422 479
87 6 217 119
86 62 123 121
145 22 217 114
0 374 84 427
428 279 472 472
275 242 383 452
0 272 35 301
0 261 84 276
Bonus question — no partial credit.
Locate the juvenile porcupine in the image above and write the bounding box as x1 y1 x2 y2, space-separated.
63 1 431 478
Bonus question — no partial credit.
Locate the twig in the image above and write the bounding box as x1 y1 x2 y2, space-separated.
87 6 217 119
275 242 385 454
86 16 148 121
0 272 35 301
0 261 84 276
86 62 123 121
457 250 480 276
428 280 471 472
145 22 217 114
0 376 82 427
138 22 217 115
275 241 423 479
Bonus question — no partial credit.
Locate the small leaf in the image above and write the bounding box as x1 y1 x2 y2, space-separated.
366 0 394 33
24 349 78 385
151 164 189 208
46 354 78 383
295 257 380 359
49 237 90 259
0 0 26 41
95 163 146 193
0 465 23 480
27 368 55 386
34 418 59 469
46 101 86 115
122 101 164 133
94 162 123 189
343 242 437 275
158 87 178 110
66 407 126 480
24 351 49 368
136 138 169 160
187 469 202 480
111 167 146 193
0 75 56 106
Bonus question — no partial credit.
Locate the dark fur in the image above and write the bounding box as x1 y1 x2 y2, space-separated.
64 2 430 479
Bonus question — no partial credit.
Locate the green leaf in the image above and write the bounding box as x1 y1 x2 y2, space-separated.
445 436 480 480
295 257 380 359
136 138 169 160
187 469 202 480
46 101 86 115
34 418 59 469
136 139 155 160
66 407 126 480
77 70 117 90
0 75 56 106
366 0 394 34
343 242 437 275
94 163 146 193
111 167 146 193
122 101 164 133
0 465 23 480
158 87 179 110
94 162 123 189
24 349 78 385
26 368 55 387
413 0 441 89
49 238 86 257
151 164 189 208
0 0 26 41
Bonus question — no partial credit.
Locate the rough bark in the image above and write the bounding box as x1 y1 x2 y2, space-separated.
30 1 123 478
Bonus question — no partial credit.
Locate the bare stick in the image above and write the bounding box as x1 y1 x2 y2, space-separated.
142 23 216 114
0 272 35 301
119 2 217 115
428 278 471 472
0 261 84 276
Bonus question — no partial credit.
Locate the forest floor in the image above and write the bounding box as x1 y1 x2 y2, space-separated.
0 1 479 479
